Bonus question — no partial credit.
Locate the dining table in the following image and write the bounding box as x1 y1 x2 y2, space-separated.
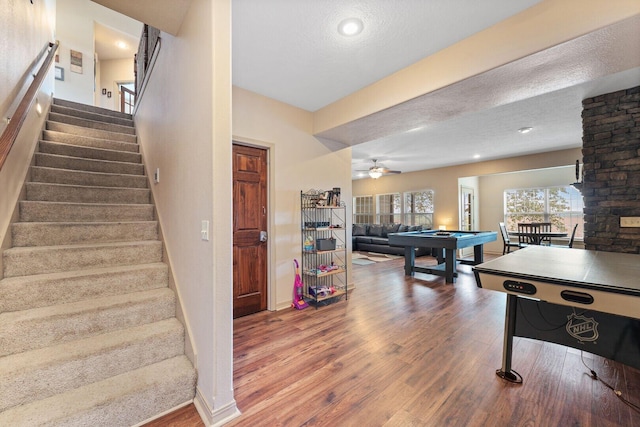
509 230 567 245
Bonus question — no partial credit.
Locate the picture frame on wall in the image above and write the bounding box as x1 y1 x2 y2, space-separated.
70 49 83 74
55 66 64 81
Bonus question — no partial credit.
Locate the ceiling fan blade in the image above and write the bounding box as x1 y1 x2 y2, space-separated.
378 167 401 174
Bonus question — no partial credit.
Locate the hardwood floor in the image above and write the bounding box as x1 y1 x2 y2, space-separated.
148 254 640 426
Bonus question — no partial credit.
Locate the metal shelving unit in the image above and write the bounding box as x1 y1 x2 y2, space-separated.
301 189 348 308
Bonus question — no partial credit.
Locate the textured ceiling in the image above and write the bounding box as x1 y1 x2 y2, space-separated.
231 1 640 180
91 0 192 35
92 1 640 180
232 0 542 112
94 22 138 61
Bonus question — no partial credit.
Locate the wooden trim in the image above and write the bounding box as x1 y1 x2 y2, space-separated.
0 41 58 172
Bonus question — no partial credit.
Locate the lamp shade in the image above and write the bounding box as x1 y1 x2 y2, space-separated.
369 170 382 179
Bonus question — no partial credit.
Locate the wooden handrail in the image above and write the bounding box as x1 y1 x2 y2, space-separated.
0 41 58 172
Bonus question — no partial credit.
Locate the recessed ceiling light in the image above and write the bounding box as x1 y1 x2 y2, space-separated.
473 154 481 159
115 41 128 49
338 18 363 37
518 127 533 134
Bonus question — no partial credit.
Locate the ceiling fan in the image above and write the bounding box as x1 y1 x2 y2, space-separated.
359 159 402 179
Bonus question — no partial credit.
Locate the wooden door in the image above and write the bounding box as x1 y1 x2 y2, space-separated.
233 144 268 318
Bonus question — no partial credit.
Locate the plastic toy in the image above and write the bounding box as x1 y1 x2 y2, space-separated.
292 259 308 310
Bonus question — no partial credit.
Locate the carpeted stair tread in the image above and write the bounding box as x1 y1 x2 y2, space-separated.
12 221 158 246
0 318 184 412
26 182 150 204
3 240 163 277
53 97 132 120
0 99 196 424
30 166 148 188
39 140 142 163
0 355 196 427
46 121 137 144
51 104 135 127
35 152 144 175
19 200 154 222
0 263 168 312
0 288 176 356
48 112 136 135
43 129 139 153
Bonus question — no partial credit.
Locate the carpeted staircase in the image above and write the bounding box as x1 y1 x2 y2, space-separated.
0 99 196 426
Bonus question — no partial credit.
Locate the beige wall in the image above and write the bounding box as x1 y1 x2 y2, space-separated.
0 0 56 124
353 147 582 254
0 0 56 276
133 0 236 424
55 0 140 105
97 58 134 111
233 87 353 308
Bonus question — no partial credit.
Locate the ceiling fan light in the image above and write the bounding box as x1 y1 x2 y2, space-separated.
369 170 382 179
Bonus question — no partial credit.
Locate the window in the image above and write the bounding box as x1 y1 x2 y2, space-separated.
504 186 583 238
376 193 401 224
403 190 434 227
353 195 374 224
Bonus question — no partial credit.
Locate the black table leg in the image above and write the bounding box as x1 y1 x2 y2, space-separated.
445 248 456 283
403 246 415 276
497 293 523 383
473 244 484 264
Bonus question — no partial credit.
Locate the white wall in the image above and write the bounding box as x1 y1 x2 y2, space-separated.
98 58 134 111
233 87 353 309
55 0 140 105
0 0 56 276
133 0 237 425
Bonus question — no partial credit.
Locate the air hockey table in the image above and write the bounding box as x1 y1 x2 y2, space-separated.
388 230 497 283
473 246 640 383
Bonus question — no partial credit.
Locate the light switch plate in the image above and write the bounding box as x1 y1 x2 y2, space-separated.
154 168 160 183
201 220 209 241
620 217 640 227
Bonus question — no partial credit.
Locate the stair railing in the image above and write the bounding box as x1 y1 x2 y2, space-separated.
0 41 59 172
134 24 161 103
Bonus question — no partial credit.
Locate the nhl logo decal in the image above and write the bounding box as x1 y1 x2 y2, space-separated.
566 313 599 342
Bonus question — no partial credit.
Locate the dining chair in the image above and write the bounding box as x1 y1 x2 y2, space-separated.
517 223 536 245
551 223 579 248
537 222 552 246
499 222 521 254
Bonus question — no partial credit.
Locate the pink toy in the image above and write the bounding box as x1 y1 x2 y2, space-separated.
292 259 308 310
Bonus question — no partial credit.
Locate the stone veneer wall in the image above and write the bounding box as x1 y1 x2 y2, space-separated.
581 86 640 253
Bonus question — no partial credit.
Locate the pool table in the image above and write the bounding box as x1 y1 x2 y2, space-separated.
388 230 497 283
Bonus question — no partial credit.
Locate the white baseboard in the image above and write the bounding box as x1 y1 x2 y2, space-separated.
194 386 241 426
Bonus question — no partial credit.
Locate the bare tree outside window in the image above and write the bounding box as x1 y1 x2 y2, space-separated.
404 190 434 227
504 186 584 238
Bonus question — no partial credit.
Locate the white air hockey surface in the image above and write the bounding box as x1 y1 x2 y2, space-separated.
473 246 640 319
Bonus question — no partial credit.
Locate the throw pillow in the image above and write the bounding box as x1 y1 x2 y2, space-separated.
353 224 367 236
382 223 400 237
408 225 423 231
398 225 409 233
368 224 383 236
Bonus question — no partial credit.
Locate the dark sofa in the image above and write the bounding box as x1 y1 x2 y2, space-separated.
352 223 431 256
